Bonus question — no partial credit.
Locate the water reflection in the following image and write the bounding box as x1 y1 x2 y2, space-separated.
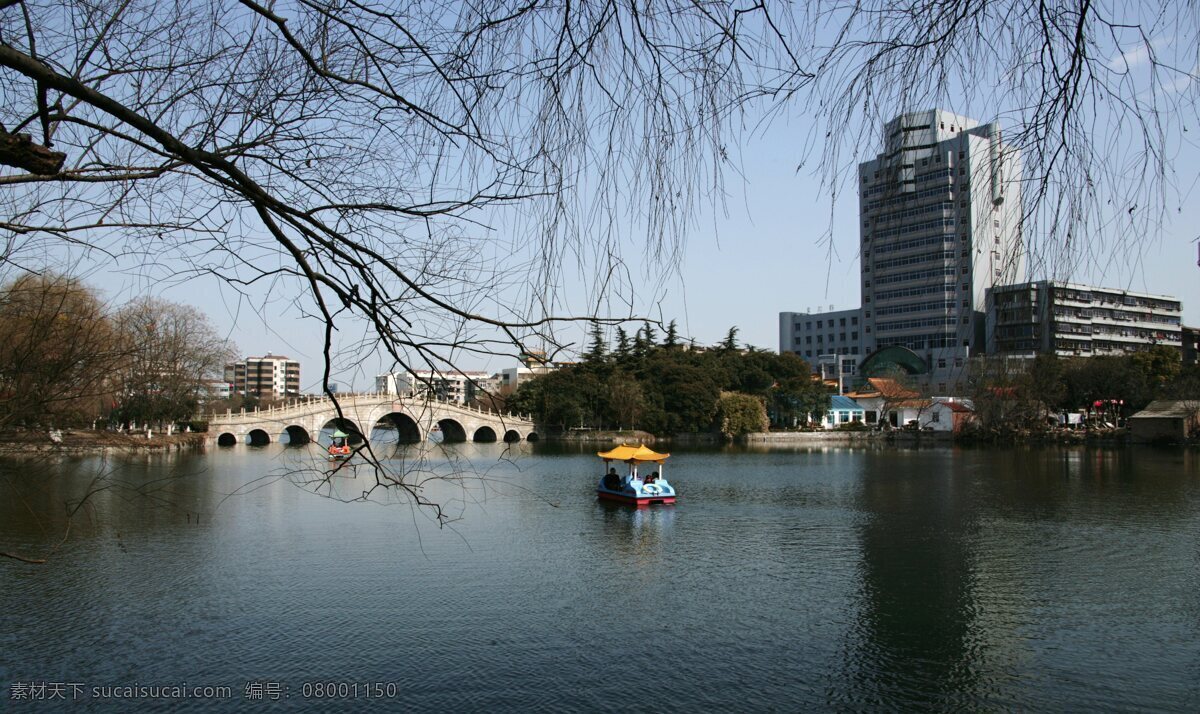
594 500 676 566
837 449 982 710
2 444 1198 711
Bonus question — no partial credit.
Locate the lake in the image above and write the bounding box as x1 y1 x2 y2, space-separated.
2 443 1199 711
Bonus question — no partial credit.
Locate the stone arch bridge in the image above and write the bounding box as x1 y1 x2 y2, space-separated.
205 395 539 447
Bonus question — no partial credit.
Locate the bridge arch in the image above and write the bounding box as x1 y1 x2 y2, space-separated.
472 426 497 443
372 412 422 443
217 432 237 447
321 418 364 444
247 429 271 446
525 431 539 442
503 429 521 443
283 425 310 446
435 418 467 443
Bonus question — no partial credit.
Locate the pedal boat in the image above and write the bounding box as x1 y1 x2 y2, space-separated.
596 444 676 506
327 429 352 461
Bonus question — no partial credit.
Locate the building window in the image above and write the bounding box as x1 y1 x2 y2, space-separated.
866 326 872 333
840 318 846 327
865 280 871 288
955 357 964 367
962 317 970 324
962 283 969 291
938 358 947 368
817 320 823 328
806 321 811 329
865 295 871 303
805 336 812 344
962 267 969 274
852 331 858 340
806 350 813 357
962 299 969 307
931 411 941 423
959 168 965 175
959 151 964 159
840 332 846 341
865 310 871 318
852 316 858 325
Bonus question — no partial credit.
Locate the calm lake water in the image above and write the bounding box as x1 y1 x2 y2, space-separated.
2 443 1199 711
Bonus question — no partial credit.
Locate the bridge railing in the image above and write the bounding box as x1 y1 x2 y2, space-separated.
203 392 532 425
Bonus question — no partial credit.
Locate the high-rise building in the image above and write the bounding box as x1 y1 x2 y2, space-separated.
859 110 1024 382
224 353 301 398
781 110 1025 387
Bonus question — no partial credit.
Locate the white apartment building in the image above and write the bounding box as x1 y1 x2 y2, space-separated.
224 353 300 398
985 281 1182 356
375 370 496 404
781 110 1026 387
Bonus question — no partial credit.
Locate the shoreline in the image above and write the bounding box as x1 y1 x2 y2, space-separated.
0 430 208 455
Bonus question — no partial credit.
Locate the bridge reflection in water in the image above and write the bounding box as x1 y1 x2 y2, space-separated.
206 394 538 447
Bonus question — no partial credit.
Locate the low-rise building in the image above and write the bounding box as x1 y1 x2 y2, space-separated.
822 395 866 429
844 377 918 426
1129 400 1200 443
985 281 1182 357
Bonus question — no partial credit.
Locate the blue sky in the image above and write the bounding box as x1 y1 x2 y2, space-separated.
85 105 1198 393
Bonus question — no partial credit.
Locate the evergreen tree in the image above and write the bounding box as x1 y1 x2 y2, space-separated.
720 326 740 351
614 326 631 360
663 320 680 349
583 323 607 363
641 322 658 347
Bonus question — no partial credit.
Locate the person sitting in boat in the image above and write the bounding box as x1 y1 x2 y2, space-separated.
643 469 656 484
602 468 621 491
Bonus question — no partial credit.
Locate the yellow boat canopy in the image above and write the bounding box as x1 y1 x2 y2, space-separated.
596 443 670 464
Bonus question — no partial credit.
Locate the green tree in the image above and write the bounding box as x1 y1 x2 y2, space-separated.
720 326 740 352
663 320 680 349
641 322 658 348
613 327 632 362
1130 345 1181 396
607 372 645 430
583 324 608 364
715 392 769 439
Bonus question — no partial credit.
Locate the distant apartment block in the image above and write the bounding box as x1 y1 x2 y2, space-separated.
985 281 1182 356
376 369 496 404
224 353 300 398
